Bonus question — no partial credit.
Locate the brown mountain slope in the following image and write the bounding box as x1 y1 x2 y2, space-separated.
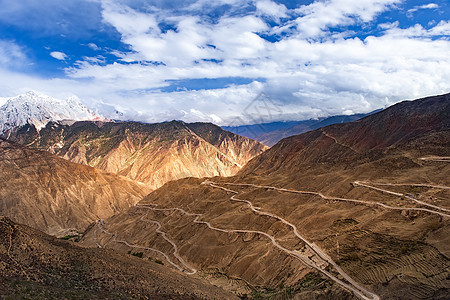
0 138 149 236
0 216 237 299
4 120 267 190
241 93 449 176
81 93 449 299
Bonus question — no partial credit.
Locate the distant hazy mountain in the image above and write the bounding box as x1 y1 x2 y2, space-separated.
5 120 267 190
0 91 106 134
223 110 381 146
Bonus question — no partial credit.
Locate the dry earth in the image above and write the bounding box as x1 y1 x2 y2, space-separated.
0 138 149 236
0 216 237 299
81 94 450 299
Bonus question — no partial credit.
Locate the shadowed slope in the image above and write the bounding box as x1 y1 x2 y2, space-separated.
241 93 449 177
0 217 237 299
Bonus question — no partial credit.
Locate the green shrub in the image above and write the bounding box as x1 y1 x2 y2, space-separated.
131 252 143 258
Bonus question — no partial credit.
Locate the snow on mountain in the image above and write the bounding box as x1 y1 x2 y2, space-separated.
0 91 107 133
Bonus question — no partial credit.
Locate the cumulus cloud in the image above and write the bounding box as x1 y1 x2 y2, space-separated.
384 20 450 37
54 0 450 123
1 0 449 125
50 51 68 60
293 0 402 38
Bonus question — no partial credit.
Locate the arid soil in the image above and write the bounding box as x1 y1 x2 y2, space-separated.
0 138 149 236
0 216 237 299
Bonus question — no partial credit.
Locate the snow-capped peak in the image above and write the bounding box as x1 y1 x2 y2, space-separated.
0 91 107 133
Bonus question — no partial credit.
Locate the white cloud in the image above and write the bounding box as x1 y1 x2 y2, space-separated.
255 0 287 20
293 0 401 38
385 20 450 37
88 43 100 51
0 40 27 67
1 0 449 125
407 3 439 13
50 1 450 123
50 51 68 60
101 2 269 66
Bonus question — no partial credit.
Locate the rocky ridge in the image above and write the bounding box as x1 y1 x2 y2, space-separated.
5 120 268 190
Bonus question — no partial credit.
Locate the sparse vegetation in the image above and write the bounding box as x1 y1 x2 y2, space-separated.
147 257 164 265
342 252 359 261
250 289 264 299
298 273 325 289
245 274 330 299
60 234 78 240
131 252 143 258
400 245 408 254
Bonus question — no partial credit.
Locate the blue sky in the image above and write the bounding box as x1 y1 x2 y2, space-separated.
0 0 449 125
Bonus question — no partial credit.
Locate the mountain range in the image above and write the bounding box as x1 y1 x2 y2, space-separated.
0 91 449 299
223 110 381 146
1 92 267 191
0 91 106 134
4 120 268 190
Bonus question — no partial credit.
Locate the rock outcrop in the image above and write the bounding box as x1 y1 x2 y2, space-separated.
5 120 268 190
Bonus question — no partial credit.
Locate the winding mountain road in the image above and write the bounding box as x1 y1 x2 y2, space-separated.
200 181 380 300
136 203 378 300
320 129 359 153
419 156 450 162
215 181 450 218
139 214 197 274
354 181 450 214
94 219 191 273
93 177 448 300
